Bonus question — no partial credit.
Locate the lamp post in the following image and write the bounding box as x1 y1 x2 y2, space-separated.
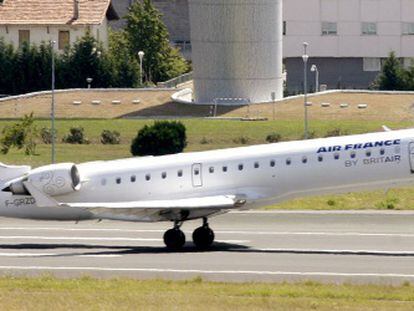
50 40 56 164
138 51 145 86
302 42 309 140
311 64 319 93
86 77 93 89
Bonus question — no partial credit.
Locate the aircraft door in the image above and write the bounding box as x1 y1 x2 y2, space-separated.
409 142 414 173
191 163 203 187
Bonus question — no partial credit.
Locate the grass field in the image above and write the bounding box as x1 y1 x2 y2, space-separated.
0 276 412 310
0 118 413 210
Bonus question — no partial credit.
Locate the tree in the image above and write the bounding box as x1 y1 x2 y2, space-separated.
376 52 405 90
131 121 187 156
124 0 189 83
0 113 38 155
0 39 16 95
108 31 140 87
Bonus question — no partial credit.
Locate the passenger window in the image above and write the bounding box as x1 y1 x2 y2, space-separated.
223 166 228 172
238 164 244 171
286 158 292 165
209 167 214 173
302 156 307 164
366 150 371 157
131 175 136 183
101 178 107 186
270 160 276 167
334 153 340 160
194 169 200 176
318 155 323 162
116 178 121 184
380 148 385 155
350 152 356 159
254 162 259 168
178 170 183 177
162 172 167 179
145 174 151 181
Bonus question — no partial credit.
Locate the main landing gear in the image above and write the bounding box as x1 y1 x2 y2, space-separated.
163 218 215 250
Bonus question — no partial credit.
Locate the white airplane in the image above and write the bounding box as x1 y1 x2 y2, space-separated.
0 128 413 249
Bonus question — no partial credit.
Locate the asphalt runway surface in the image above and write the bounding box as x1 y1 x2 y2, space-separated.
0 210 413 284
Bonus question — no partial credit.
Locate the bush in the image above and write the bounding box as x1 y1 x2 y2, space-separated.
0 113 37 155
325 128 348 138
301 131 317 140
62 127 90 144
233 136 249 145
101 130 120 145
266 133 282 143
131 121 187 156
40 127 56 144
200 137 212 145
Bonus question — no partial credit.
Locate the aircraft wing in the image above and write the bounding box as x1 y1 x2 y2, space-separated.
23 181 246 219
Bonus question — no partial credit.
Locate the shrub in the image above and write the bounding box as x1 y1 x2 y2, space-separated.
40 127 56 144
266 132 282 143
200 137 212 145
233 136 249 145
325 128 348 138
62 127 90 144
101 130 121 145
301 131 317 140
0 113 37 155
131 121 187 156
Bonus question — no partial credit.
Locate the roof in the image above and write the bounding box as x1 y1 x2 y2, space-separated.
0 0 119 25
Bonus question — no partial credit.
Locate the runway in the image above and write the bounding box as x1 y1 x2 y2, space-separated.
0 210 413 284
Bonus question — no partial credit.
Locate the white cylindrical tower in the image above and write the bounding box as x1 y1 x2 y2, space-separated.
188 0 283 104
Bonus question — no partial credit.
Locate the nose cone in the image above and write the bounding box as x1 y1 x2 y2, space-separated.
1 186 11 192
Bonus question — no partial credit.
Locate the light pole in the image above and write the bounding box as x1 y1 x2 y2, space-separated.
86 77 93 89
302 42 309 140
138 51 145 86
311 64 319 93
50 40 56 164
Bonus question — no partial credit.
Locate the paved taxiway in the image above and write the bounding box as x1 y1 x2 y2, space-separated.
0 211 413 284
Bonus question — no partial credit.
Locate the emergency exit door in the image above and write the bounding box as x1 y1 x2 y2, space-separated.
409 142 414 173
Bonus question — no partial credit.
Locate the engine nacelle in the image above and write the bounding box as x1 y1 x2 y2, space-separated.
8 163 81 196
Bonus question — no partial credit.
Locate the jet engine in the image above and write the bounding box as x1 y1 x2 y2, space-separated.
6 163 81 196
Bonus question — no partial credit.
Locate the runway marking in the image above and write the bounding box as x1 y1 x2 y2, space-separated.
0 265 413 279
0 236 249 244
0 253 122 258
254 248 414 256
1 227 413 238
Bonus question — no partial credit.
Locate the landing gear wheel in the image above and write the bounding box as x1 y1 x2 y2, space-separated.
163 228 186 250
192 226 215 250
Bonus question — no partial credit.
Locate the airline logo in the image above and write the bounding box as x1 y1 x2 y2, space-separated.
317 139 401 154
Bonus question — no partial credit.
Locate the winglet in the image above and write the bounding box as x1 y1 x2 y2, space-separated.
23 181 60 208
382 125 392 132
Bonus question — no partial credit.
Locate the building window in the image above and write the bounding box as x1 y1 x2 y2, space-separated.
58 31 70 50
283 21 287 35
321 22 337 35
363 58 381 72
18 30 30 47
361 22 377 35
402 22 414 35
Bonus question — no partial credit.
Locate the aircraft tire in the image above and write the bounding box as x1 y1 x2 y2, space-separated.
163 228 186 250
192 226 215 250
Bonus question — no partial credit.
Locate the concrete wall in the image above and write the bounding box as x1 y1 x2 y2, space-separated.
285 57 379 94
189 0 283 104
